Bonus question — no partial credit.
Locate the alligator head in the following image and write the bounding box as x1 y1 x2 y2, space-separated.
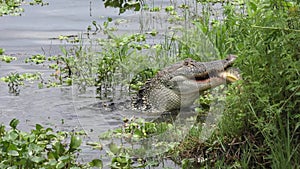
132 55 240 112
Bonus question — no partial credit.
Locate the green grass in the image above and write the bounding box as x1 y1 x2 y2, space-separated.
174 0 300 168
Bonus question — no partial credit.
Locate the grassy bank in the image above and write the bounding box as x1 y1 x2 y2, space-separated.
172 0 300 168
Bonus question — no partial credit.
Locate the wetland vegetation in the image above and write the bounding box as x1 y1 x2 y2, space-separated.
0 0 47 16
0 0 300 168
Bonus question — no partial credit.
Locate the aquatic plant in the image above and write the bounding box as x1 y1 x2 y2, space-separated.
0 0 23 16
99 117 174 168
0 55 17 63
29 0 48 6
0 72 41 95
0 48 17 63
0 48 4 54
0 119 102 169
103 0 141 14
0 0 48 16
25 54 46 64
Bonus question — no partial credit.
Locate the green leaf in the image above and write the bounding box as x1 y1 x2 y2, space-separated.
47 159 57 166
9 119 19 129
60 46 68 56
6 130 18 140
0 48 4 55
53 141 66 155
89 159 103 168
69 135 82 152
31 156 45 163
58 155 70 162
109 143 120 155
8 150 19 156
35 124 43 131
86 141 103 150
56 161 65 169
165 6 174 12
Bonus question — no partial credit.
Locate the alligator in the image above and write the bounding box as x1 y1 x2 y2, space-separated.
132 55 240 112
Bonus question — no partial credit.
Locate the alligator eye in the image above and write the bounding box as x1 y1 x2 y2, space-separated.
227 54 237 60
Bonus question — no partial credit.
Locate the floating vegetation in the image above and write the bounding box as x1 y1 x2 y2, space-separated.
0 0 48 16
0 0 23 16
0 55 17 63
0 119 102 168
103 0 141 14
0 72 41 95
25 54 46 64
29 0 48 6
0 48 17 63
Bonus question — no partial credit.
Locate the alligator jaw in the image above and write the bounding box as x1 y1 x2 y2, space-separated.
193 68 240 83
175 68 240 95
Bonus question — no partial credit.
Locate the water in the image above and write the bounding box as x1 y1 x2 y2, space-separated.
0 0 181 168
